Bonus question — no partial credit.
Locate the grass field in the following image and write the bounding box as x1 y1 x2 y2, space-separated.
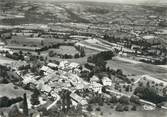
0 83 32 98
47 48 98 65
0 55 15 65
0 83 32 109
107 57 167 80
7 36 66 47
50 45 79 56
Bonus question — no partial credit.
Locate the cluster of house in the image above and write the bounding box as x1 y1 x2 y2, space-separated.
2 60 112 109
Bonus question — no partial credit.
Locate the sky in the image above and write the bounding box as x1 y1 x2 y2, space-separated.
82 0 167 4
26 0 167 5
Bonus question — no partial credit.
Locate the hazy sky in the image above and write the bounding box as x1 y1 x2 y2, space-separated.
83 0 167 4
31 0 167 5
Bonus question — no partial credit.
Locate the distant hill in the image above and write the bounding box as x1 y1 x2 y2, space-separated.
0 0 167 25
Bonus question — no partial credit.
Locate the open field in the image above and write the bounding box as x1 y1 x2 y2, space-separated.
44 48 98 64
49 55 88 65
107 57 167 80
7 36 66 47
0 55 15 65
0 83 32 109
0 83 32 98
50 45 79 56
115 56 142 64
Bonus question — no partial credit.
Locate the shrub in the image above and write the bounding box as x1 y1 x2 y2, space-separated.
86 105 93 112
119 96 129 104
96 107 101 111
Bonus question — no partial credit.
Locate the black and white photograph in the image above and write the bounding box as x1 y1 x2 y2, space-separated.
0 0 167 116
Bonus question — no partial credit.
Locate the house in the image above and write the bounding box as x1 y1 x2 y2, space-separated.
90 75 99 83
58 61 69 70
69 62 80 69
90 82 103 93
42 72 59 83
22 74 37 85
41 84 52 93
71 100 78 107
40 66 54 75
102 77 112 86
70 93 88 106
75 83 85 90
47 63 58 69
68 74 80 86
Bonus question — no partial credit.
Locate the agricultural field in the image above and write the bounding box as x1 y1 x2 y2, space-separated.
107 57 167 81
0 55 15 65
7 36 66 47
51 45 79 56
0 83 32 98
0 83 32 109
47 48 98 65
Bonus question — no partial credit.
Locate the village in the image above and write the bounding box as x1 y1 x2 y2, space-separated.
0 21 167 117
0 0 167 116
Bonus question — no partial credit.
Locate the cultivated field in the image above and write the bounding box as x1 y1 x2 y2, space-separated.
51 45 79 56
107 57 167 80
7 36 66 47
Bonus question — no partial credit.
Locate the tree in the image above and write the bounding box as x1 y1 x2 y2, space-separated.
96 107 101 111
39 56 44 61
74 53 80 58
80 48 85 57
119 96 129 104
23 93 28 116
49 51 54 57
41 40 44 46
146 81 150 87
109 96 118 103
130 95 140 105
131 105 137 111
60 89 72 112
134 86 167 104
0 96 23 108
31 90 40 106
39 70 44 76
115 104 124 112
86 104 93 112
116 69 123 75
125 85 130 92
124 105 129 111
0 96 10 107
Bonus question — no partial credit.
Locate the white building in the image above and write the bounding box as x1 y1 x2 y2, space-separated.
58 61 69 70
70 93 88 106
47 63 58 69
90 82 103 93
40 65 54 75
90 75 99 83
102 77 112 86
